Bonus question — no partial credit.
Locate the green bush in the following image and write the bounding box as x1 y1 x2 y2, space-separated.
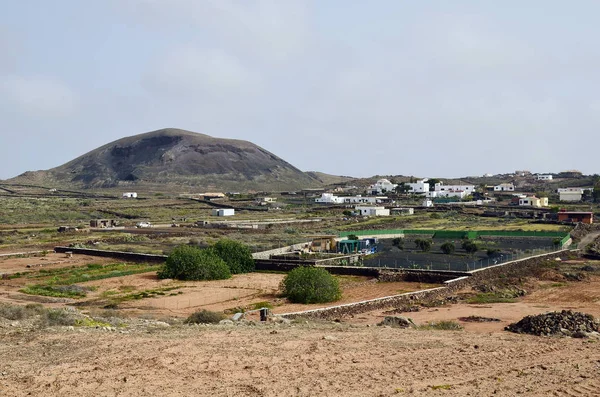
414 238 432 252
158 245 231 281
282 267 341 304
392 237 404 250
211 239 255 274
462 240 478 254
440 242 455 255
419 320 463 331
346 234 359 241
185 310 226 324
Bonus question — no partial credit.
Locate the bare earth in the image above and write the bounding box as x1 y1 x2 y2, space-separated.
1 255 600 396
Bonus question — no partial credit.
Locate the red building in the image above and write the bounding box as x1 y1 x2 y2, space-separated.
557 211 593 224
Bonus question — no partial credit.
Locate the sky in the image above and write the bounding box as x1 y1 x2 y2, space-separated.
1 1 600 180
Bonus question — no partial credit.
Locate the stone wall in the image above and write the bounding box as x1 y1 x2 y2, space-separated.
281 249 571 320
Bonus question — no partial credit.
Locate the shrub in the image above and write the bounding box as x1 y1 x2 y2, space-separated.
419 320 463 331
414 238 432 252
0 303 26 320
43 309 77 326
462 240 478 254
440 242 455 255
346 234 359 241
430 213 442 219
392 237 404 250
282 267 341 304
158 245 231 281
212 239 255 274
185 310 225 324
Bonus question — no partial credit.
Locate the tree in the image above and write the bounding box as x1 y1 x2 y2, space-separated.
440 242 455 255
392 237 404 250
427 178 441 191
212 239 255 274
414 238 432 252
347 234 359 241
395 183 411 194
158 245 231 281
282 267 341 304
461 240 478 255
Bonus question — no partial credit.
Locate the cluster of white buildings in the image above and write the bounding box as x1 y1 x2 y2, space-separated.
315 193 390 205
368 178 397 194
425 182 476 199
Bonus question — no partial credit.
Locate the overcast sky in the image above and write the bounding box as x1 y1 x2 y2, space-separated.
1 1 599 180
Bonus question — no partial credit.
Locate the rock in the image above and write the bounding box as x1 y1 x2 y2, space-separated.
378 316 415 328
322 335 338 341
269 316 291 324
219 319 234 325
232 312 244 321
505 310 599 337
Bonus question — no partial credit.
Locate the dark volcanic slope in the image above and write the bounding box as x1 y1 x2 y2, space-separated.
12 128 321 191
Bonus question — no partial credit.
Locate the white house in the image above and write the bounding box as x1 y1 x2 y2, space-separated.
122 192 138 198
212 208 235 216
558 188 592 202
494 183 515 192
355 206 390 216
315 193 389 204
519 196 549 207
369 178 397 194
422 199 434 207
315 193 344 204
406 179 429 194
537 174 553 181
434 182 475 193
426 190 468 199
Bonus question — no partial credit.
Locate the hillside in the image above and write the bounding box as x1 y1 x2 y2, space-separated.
9 128 323 192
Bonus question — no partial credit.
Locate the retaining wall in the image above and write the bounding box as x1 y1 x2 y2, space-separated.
54 246 167 263
281 249 572 320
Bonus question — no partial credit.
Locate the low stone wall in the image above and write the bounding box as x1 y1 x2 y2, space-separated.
54 246 167 263
281 249 571 320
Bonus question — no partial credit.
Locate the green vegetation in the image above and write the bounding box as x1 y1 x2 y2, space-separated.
466 293 517 304
392 237 404 250
346 234 359 241
115 286 183 302
250 301 274 310
211 239 255 274
282 267 341 304
430 384 453 390
419 320 463 331
158 245 231 281
24 262 161 285
20 285 88 298
462 240 479 254
414 238 432 252
440 242 455 254
185 309 226 324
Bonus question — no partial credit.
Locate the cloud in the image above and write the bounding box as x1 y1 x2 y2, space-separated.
0 75 78 118
116 0 311 63
144 46 260 98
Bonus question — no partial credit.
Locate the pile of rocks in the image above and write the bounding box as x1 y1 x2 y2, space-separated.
505 310 599 337
378 316 415 328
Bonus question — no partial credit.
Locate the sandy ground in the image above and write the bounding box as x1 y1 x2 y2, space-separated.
1 320 599 397
1 255 600 396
